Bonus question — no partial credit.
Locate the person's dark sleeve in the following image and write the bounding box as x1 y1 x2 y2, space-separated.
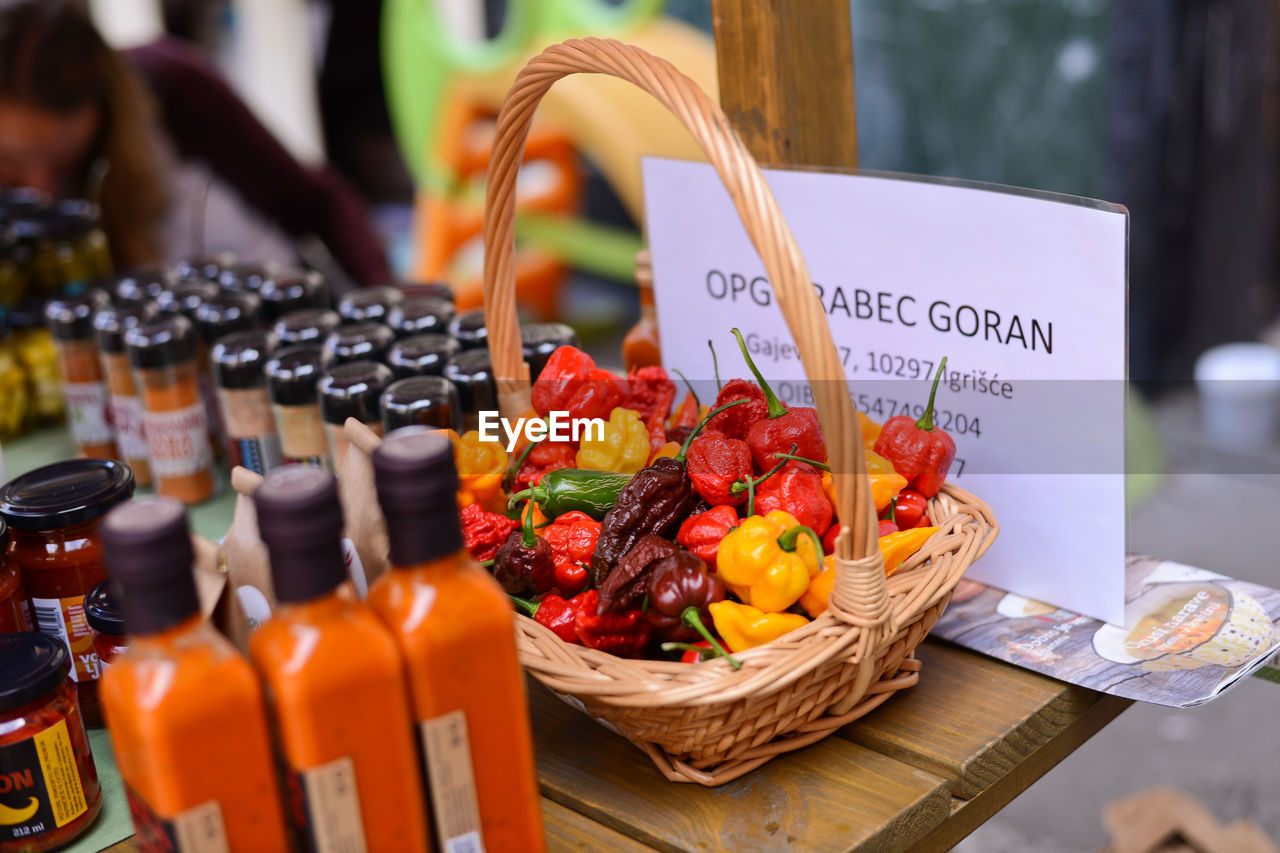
127 38 393 285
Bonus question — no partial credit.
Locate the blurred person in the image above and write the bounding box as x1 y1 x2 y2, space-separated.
0 0 391 284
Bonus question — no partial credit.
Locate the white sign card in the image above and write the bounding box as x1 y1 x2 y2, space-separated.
642 159 1128 624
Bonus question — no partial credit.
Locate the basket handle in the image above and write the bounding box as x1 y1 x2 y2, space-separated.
482 37 888 619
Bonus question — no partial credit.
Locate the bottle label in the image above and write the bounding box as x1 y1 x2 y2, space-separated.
0 718 89 842
108 394 149 460
125 786 229 853
63 381 113 446
218 389 282 474
30 596 99 683
143 402 212 478
288 755 368 853
227 435 283 476
418 711 485 853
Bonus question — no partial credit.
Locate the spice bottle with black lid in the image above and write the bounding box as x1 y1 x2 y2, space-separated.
154 279 218 322
99 497 291 851
217 261 275 293
154 279 223 455
265 343 331 470
248 466 429 852
447 309 487 350
317 360 393 469
194 290 262 348
386 294 454 338
337 285 403 324
323 321 395 366
212 329 282 474
381 376 458 432
386 332 459 378
174 251 234 283
44 288 115 458
521 322 579 381
84 579 127 671
273 307 341 347
443 348 497 432
94 301 156 487
259 269 327 322
110 266 174 304
400 280 454 303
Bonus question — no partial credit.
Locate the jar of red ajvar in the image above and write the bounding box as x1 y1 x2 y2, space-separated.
0 519 32 634
0 632 102 852
83 581 127 671
0 460 135 728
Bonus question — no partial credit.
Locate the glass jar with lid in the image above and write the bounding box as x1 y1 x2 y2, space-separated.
258 269 327 322
84 580 128 672
45 288 116 459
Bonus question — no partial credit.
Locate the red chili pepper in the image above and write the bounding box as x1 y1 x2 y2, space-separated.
624 366 676 429
889 488 931 529
676 639 714 663
752 460 832 534
705 379 768 440
669 390 700 431
676 505 740 572
873 358 956 498
510 593 587 645
540 511 600 596
685 432 753 506
530 346 625 422
572 590 651 658
512 441 578 493
729 329 827 471
460 502 519 563
822 522 839 555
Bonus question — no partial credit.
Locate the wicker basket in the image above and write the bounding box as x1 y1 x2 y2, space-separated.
481 37 998 786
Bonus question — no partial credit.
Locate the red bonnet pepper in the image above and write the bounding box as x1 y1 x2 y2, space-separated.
539 511 599 596
624 365 677 428
510 593 587 645
573 590 651 658
511 440 578 493
669 390 700 431
676 504 740 572
729 329 827 471
530 346 624 422
460 502 519 563
685 431 753 506
873 359 956 497
705 379 768 440
752 460 832 534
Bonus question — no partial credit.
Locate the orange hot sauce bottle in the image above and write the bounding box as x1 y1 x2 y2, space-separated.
98 498 290 852
368 428 546 853
249 466 430 852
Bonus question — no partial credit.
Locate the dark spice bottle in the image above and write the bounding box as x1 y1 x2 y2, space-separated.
273 307 342 347
110 266 175 304
212 330 282 474
386 294 454 338
174 251 235 283
521 322 579 381
337 285 403 324
400 281 454 303
265 343 331 470
94 301 157 486
323 322 396 366
44 288 115 458
443 348 497 432
317 360 393 469
387 333 459 378
259 269 328 322
447 309 487 350
381 376 459 432
217 261 275 293
194 291 262 348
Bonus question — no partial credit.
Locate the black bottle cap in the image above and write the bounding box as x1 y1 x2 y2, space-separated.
254 466 346 603
175 252 235 282
0 187 49 221
443 348 497 417
265 343 325 406
373 427 463 566
337 285 404 323
387 333 459 378
382 376 458 432
322 322 395 365
44 288 110 340
34 200 97 240
273 308 341 347
217 262 276 293
111 266 176 304
259 270 328 322
0 458 135 530
125 312 197 369
195 291 262 346
447 309 487 349
95 301 157 354
521 322 579 380
84 579 126 636
399 281 454 303
155 280 219 322
387 295 455 338
0 633 70 713
211 329 277 389
317 360 392 426
102 498 199 636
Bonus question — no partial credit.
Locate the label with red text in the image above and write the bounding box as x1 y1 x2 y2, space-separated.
144 403 212 478
63 381 113 446
108 394 149 460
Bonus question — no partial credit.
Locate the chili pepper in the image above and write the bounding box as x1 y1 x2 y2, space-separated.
708 601 809 651
727 449 790 518
782 449 905 514
669 390 700 433
530 345 625 422
663 639 715 663
590 399 746 585
573 590 651 657
598 534 679 612
879 498 900 537
509 468 634 521
510 593 585 645
448 429 508 511
705 378 768 440
676 504 739 572
540 511 600 596
686 431 753 506
623 365 677 431
857 411 882 450
576 406 651 474
873 357 956 497
460 502 519 563
493 500 555 596
650 440 681 462
730 329 827 470
800 554 838 617
511 440 578 493
708 338 723 391
881 526 939 576
752 461 832 534
644 551 723 640
890 488 931 529
716 510 824 612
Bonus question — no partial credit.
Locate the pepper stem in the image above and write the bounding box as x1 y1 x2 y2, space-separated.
916 356 948 431
745 470 756 517
508 485 547 510
520 499 537 548
730 443 796 496
886 496 897 523
707 339 722 392
509 595 539 618
662 641 714 660
672 368 700 409
675 398 748 463
681 607 742 670
770 450 831 471
777 524 825 561
730 328 786 419
504 434 542 489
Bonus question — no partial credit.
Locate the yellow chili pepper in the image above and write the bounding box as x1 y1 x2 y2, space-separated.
576 407 650 474
858 411 881 450
448 429 508 511
799 554 838 618
709 601 810 651
801 526 940 616
819 450 907 515
651 440 681 462
716 510 823 612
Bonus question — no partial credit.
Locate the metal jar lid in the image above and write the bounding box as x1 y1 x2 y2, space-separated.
0 458 135 530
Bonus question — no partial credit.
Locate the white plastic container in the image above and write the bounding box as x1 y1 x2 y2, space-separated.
1193 342 1280 450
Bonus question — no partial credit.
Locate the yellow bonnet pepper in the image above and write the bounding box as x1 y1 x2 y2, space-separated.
650 440 681 462
857 411 882 450
716 510 823 612
799 554 838 617
576 407 650 474
801 527 940 617
448 429 508 510
709 601 810 651
818 450 906 516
